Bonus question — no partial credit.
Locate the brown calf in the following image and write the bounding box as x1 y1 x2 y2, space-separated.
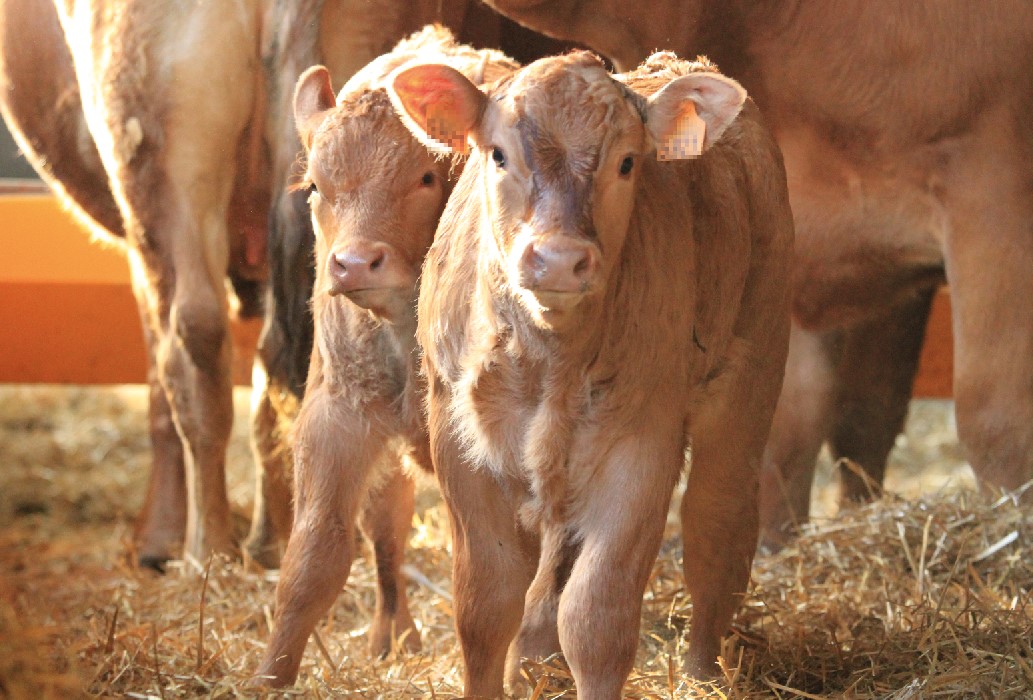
252 27 519 687
484 0 1033 550
390 51 792 697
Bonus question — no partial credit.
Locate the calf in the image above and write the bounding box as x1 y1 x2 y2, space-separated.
253 27 518 687
390 51 792 697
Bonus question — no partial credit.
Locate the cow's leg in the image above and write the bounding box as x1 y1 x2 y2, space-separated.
253 388 386 686
428 383 534 698
830 289 935 502
758 323 840 551
244 361 294 570
49 3 259 564
126 233 236 562
556 425 683 700
139 8 263 562
358 463 420 657
944 107 1033 490
70 3 262 562
133 301 187 569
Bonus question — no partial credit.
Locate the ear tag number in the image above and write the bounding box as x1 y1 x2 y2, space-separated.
657 101 706 161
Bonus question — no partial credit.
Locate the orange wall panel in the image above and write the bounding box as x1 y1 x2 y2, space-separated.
0 194 258 385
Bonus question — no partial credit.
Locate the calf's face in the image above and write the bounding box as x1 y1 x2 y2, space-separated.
295 66 451 322
389 52 746 329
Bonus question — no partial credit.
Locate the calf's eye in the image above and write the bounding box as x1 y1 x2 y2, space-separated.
619 156 634 176
491 146 507 169
420 171 435 186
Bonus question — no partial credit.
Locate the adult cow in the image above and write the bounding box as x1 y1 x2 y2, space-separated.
484 0 1033 548
0 0 561 568
390 50 792 697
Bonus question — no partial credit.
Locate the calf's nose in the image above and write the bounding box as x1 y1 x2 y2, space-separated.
519 237 598 294
327 241 390 294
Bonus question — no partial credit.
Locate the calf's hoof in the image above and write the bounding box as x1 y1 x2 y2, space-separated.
369 616 422 658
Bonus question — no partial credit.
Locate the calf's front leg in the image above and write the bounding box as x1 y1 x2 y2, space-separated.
558 425 683 700
428 384 535 698
253 389 386 686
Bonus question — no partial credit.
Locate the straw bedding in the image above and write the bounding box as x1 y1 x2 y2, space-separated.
1 386 1028 698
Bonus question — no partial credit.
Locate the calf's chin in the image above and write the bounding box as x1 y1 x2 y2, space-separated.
341 287 418 323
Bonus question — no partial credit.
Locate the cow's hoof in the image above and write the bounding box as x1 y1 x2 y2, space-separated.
243 540 282 571
137 554 170 573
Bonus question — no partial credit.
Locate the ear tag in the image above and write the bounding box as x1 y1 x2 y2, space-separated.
425 92 470 154
657 101 706 161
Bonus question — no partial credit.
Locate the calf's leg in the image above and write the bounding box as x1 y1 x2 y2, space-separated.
758 324 838 551
557 425 683 700
253 389 387 686
358 463 421 657
429 383 535 698
506 526 564 690
685 334 786 676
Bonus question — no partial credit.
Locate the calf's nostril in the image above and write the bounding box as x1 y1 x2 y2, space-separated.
331 253 347 273
370 251 385 272
573 255 590 277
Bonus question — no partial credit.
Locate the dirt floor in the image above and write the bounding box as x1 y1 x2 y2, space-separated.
1 385 1030 698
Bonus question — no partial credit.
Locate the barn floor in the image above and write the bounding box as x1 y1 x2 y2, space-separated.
1 385 1030 698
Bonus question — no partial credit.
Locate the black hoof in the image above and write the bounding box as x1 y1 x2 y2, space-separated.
138 555 169 573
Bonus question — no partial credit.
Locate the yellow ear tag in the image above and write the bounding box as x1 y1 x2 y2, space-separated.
657 101 706 161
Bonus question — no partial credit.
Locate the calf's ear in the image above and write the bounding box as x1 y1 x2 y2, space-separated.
294 66 336 151
646 72 746 160
388 63 487 155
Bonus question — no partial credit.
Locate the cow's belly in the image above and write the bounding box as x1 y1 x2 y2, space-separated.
778 125 948 330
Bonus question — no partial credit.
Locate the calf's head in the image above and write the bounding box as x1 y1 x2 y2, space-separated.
388 51 746 329
294 66 453 322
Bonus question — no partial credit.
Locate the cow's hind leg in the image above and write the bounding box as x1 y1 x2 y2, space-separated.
129 5 263 562
831 289 935 502
245 189 315 568
359 463 420 657
132 299 187 568
944 102 1033 491
243 361 294 570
